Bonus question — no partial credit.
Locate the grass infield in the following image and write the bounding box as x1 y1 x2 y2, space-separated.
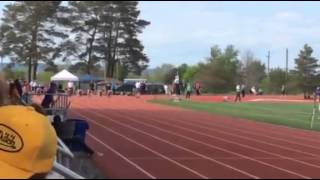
150 98 320 131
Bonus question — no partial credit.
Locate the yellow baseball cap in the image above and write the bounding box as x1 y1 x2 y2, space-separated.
0 106 57 179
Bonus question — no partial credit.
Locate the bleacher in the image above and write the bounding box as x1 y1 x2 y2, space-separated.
26 92 104 179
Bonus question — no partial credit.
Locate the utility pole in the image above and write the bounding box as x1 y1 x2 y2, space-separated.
267 51 271 75
285 48 289 82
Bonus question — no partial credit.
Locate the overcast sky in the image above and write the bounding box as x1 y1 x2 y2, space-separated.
1 1 320 69
138 1 320 69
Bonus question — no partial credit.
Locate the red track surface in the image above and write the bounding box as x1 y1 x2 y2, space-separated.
66 95 320 179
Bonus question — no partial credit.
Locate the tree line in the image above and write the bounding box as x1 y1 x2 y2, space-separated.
0 1 150 82
145 44 320 96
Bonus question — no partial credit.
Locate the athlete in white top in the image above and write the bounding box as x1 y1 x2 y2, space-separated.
251 86 257 95
236 85 241 92
67 81 74 95
135 81 141 98
164 84 169 95
68 81 74 89
235 84 241 102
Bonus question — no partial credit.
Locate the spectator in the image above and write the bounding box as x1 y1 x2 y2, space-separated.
67 81 74 96
140 82 146 95
111 80 118 95
9 83 22 105
164 84 168 95
0 74 8 106
241 84 246 98
22 81 32 104
104 82 112 97
135 81 141 98
281 85 286 96
77 89 83 96
89 81 95 95
0 106 57 179
106 83 113 97
98 89 103 97
179 81 185 95
33 81 38 92
14 79 23 98
315 86 320 98
29 81 34 91
36 86 42 96
41 82 57 109
173 78 180 95
195 81 201 96
235 84 242 102
251 86 257 95
30 81 37 92
185 82 192 99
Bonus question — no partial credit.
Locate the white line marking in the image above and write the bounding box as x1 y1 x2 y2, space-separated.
73 109 259 179
113 111 311 179
166 111 320 152
249 99 310 103
75 111 208 179
130 111 320 171
142 112 320 158
87 132 156 179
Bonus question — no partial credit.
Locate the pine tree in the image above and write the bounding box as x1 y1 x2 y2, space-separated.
294 44 319 99
0 1 68 81
95 1 150 78
66 1 102 75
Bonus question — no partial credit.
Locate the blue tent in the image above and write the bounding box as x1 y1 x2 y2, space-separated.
79 74 103 82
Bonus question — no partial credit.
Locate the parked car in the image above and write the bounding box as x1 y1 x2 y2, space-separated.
113 83 165 95
114 83 136 95
145 83 165 94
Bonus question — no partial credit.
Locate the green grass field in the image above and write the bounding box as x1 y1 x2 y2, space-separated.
151 99 320 131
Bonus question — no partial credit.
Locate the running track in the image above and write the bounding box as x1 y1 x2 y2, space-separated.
67 95 320 179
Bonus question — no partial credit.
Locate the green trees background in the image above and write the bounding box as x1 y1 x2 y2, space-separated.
0 1 149 81
144 44 319 95
0 2 319 95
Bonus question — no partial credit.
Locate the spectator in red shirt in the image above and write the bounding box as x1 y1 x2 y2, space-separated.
195 81 201 96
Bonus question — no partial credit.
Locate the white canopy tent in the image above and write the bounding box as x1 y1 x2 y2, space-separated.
51 69 79 82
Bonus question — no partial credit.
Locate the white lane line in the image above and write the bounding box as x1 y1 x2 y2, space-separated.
86 131 156 179
74 111 208 179
113 111 311 179
74 108 259 179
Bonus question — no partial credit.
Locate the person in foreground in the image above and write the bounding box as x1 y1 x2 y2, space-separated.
0 74 58 179
0 106 58 179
